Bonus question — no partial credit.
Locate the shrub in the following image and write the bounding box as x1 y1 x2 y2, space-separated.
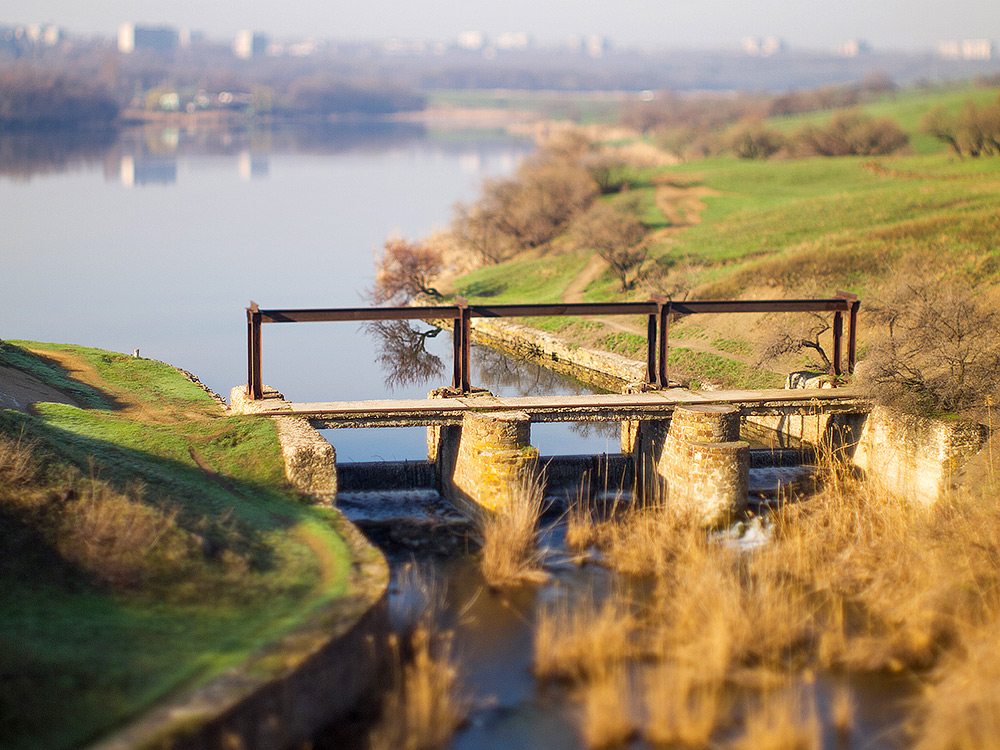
570 199 648 292
727 119 786 160
795 110 909 156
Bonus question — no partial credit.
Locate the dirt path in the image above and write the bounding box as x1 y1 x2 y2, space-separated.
555 178 758 366
0 364 79 413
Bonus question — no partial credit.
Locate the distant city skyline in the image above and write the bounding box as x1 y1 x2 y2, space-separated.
2 0 999 51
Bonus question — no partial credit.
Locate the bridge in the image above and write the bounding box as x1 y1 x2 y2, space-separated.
234 295 866 525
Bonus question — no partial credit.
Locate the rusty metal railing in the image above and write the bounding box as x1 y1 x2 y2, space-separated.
245 293 860 400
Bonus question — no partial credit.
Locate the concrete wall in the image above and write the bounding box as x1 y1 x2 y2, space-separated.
851 405 989 506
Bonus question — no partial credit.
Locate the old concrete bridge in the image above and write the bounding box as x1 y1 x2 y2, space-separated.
233 297 869 524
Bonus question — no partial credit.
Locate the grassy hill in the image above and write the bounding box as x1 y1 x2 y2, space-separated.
0 341 365 750
441 84 1000 392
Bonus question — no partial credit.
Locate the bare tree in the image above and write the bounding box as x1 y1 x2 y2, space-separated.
571 199 648 292
861 275 1000 414
371 238 443 305
757 312 833 373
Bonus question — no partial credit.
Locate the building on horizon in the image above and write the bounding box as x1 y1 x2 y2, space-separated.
742 36 786 57
938 39 994 60
233 30 268 58
118 23 179 54
837 39 871 57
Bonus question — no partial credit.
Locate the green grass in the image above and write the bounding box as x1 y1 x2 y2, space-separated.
0 342 354 750
767 84 1000 154
441 83 1000 390
455 246 590 303
668 348 783 390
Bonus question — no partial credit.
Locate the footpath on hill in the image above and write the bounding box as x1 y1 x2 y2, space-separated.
0 340 385 750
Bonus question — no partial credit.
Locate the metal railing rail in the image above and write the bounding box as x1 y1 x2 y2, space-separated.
246 293 860 400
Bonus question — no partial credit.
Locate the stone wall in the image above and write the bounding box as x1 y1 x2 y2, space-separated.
659 405 749 525
851 405 989 506
232 386 338 503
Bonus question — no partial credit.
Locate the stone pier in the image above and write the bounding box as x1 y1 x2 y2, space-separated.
433 410 539 523
624 404 749 525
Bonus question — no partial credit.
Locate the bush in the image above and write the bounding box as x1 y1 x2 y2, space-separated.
795 110 909 156
727 119 786 160
571 198 648 291
922 99 1000 158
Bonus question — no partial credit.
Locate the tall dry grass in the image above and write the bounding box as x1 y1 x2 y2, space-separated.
0 430 37 483
369 626 468 750
643 664 723 749
551 439 1000 746
575 663 635 750
479 469 548 588
729 684 821 750
534 593 638 684
370 565 469 750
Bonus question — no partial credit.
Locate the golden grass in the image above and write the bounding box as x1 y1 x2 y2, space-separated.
479 469 548 588
369 625 468 750
551 441 1000 746
643 664 723 749
729 685 821 750
0 430 36 483
534 594 638 684
575 663 635 750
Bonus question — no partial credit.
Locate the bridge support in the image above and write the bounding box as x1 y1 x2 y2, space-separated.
434 410 539 523
624 404 749 525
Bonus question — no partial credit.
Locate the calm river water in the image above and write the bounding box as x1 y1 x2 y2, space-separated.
0 124 616 460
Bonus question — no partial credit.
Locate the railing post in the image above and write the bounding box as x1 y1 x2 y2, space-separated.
836 291 860 376
645 312 657 386
461 301 472 393
452 305 463 390
848 299 859 374
453 297 471 393
659 302 670 388
247 301 262 400
832 310 843 378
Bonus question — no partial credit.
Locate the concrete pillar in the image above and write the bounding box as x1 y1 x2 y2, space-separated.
658 404 749 526
439 410 539 522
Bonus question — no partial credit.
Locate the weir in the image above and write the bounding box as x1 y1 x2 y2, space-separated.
233 297 871 524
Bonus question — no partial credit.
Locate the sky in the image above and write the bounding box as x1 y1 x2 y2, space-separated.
3 0 999 51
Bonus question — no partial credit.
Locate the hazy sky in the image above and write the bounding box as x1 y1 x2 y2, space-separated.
4 0 999 51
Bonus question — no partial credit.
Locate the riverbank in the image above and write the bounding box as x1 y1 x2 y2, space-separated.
0 340 388 750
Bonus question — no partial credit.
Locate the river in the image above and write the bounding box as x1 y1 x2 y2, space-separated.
0 123 617 460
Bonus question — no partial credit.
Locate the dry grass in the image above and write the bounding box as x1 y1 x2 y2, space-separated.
534 594 638 684
552 441 1000 746
643 664 723 749
575 663 635 750
909 618 1000 750
728 685 821 750
0 430 37 483
369 626 468 750
479 469 548 588
0 435 251 593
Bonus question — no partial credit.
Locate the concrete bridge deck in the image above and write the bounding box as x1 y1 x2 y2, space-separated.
234 387 868 429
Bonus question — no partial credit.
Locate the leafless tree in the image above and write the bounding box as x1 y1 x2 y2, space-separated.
571 199 648 292
371 238 443 305
757 312 833 373
861 275 1000 414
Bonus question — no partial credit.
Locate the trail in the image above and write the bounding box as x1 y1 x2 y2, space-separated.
557 179 758 367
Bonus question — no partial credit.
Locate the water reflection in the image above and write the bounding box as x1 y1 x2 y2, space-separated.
0 129 117 181
367 320 445 389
